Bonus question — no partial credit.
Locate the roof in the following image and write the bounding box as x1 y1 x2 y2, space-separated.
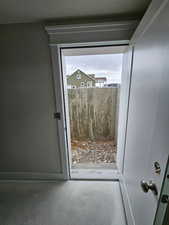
95 77 107 81
68 69 96 81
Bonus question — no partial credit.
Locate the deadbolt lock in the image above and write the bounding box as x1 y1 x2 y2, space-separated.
154 161 161 174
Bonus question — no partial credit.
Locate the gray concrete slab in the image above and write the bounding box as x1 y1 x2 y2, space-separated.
0 181 126 225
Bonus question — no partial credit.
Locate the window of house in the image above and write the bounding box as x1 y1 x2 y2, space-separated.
76 73 81 79
81 82 85 87
87 81 92 87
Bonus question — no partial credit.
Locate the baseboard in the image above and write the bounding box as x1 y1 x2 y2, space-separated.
0 172 66 182
119 175 136 225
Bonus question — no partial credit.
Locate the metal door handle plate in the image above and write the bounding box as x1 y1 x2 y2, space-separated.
154 161 161 174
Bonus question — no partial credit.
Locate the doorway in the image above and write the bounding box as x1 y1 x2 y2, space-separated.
61 45 128 179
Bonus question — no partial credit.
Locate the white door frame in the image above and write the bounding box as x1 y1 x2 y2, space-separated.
117 45 134 174
45 21 136 179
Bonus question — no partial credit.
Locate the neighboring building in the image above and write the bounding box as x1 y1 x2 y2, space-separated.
88 74 95 79
104 83 120 88
67 69 95 89
95 77 107 87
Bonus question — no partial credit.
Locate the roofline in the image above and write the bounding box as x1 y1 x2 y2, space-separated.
68 69 96 81
95 77 107 80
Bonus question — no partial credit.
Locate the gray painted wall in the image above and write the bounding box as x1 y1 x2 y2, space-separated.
0 23 61 175
0 20 136 179
123 1 169 225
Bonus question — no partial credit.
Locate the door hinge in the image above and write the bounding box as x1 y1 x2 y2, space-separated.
161 195 169 204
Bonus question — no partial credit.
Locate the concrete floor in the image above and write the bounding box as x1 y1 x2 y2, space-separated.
0 181 126 225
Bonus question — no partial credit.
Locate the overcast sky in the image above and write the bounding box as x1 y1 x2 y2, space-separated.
64 54 123 83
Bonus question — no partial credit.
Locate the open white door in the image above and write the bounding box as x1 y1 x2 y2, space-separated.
122 1 169 225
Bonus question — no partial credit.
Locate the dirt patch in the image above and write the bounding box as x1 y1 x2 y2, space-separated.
71 140 117 166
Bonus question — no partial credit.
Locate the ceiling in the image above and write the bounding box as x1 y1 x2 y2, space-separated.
0 0 151 24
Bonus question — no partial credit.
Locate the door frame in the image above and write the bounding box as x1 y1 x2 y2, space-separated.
153 158 169 225
45 21 136 180
60 43 132 180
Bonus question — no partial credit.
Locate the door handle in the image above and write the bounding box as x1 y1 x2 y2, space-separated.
140 180 158 196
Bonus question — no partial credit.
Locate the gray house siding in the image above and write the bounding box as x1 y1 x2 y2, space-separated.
67 69 95 88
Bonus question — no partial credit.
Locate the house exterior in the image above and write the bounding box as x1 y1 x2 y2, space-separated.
95 77 107 87
104 83 120 88
67 69 95 88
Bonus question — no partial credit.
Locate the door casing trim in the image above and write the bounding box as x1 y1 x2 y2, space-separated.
45 21 137 180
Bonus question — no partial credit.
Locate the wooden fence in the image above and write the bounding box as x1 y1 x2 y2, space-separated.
68 88 119 141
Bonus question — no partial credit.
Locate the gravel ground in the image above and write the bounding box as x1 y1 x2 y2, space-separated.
71 140 117 166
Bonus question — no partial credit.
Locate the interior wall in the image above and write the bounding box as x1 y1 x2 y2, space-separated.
123 1 169 225
0 23 62 176
0 20 138 179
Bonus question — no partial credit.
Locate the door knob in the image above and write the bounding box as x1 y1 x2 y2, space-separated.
140 180 158 196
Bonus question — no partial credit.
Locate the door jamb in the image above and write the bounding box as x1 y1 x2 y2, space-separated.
50 41 134 179
117 46 134 174
49 46 70 180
